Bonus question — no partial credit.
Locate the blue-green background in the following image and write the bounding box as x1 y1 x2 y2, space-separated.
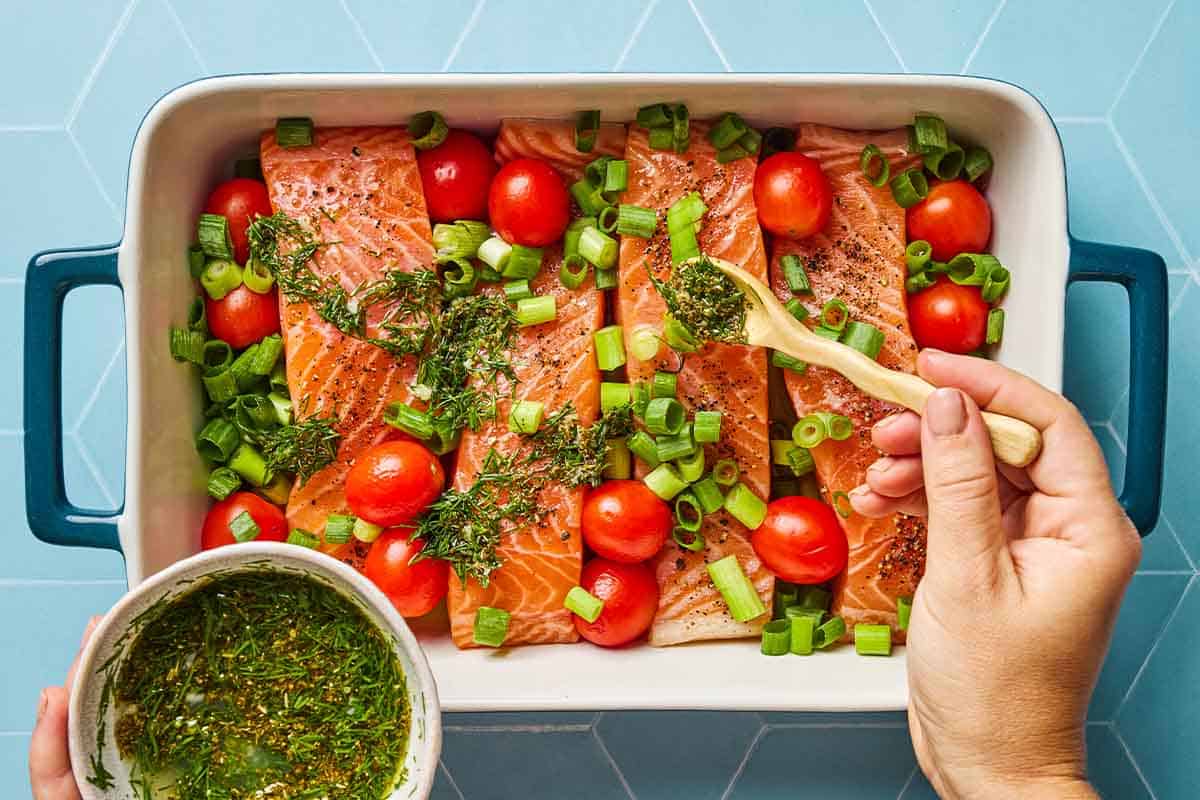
4 1 1197 797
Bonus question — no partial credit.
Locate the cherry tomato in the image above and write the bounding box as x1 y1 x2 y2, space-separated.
907 276 990 354
750 496 847 584
488 158 570 247
363 526 449 618
205 284 281 349
345 441 445 527
581 480 672 563
203 178 273 265
416 130 496 223
753 152 833 239
200 492 288 550
906 179 992 262
574 558 658 647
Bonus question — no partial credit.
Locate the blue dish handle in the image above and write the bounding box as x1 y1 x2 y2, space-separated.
1068 237 1167 535
24 245 124 552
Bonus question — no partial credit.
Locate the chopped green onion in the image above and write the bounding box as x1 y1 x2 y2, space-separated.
813 325 841 341
674 492 703 532
509 400 545 434
600 382 631 413
594 325 626 371
202 367 238 403
267 392 292 426
667 191 707 233
786 608 826 630
859 143 890 188
906 271 937 294
579 227 618 269
793 415 828 448
738 128 763 157
384 402 434 440
503 244 544 279
473 606 510 647
774 581 799 619
761 619 791 656
478 236 513 272
570 180 610 216
269 361 288 394
831 491 852 518
651 371 677 399
644 463 687 501
630 326 661 361
243 259 275 293
981 265 1011 303
353 518 383 543
409 111 448 150
890 168 929 208
188 245 206 278
169 327 205 365
604 160 628 193
234 157 262 181
963 146 993 182
627 430 660 468
644 397 686 435
595 268 618 290
924 141 964 181
712 458 739 487
276 117 314 148
691 476 725 514
905 240 932 275
656 425 695 462
715 143 750 164
427 418 461 456
603 438 632 479
986 308 1005 345
442 258 476 298
478 265 502 285
663 315 701 353
196 418 240 463
258 473 291 505
781 254 811 294
789 616 816 655
897 596 913 631
671 104 690 153
434 220 491 261
323 514 354 544
707 554 767 622
842 320 885 360
771 351 807 374
676 448 705 482
564 586 604 623
796 585 830 610
632 383 652 418
585 155 613 186
948 253 999 286
228 346 260 392
815 615 846 649
854 624 893 656
207 466 241 500
228 443 270 487
503 279 532 302
787 446 814 477
616 204 656 238
575 110 600 153
669 223 700 264
648 127 675 150
287 528 320 549
559 254 590 289
912 113 948 154
693 410 722 443
709 113 749 149
234 395 276 432
771 439 797 467
598 205 619 234
672 526 705 552
761 127 796 159
636 103 673 128
724 482 768 529
821 298 849 331
516 296 556 327
229 510 260 543
784 298 809 321
199 258 242 300
251 334 283 376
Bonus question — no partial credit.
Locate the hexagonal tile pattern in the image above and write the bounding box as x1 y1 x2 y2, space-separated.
1155 278 1200 563
1065 283 1130 427
344 0 478 71
867 0 999 74
615 0 725 73
596 711 762 799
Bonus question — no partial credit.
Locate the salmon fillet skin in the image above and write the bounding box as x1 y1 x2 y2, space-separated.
259 127 435 558
445 119 626 648
618 120 774 646
769 124 927 641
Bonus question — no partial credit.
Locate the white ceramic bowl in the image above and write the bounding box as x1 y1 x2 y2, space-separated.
67 542 442 800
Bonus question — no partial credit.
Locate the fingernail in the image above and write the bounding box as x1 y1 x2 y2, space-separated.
927 388 967 437
873 414 901 431
849 484 871 497
36 689 48 722
867 457 894 475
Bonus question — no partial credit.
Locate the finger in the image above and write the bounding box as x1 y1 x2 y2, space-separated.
849 486 927 518
920 388 1010 586
865 456 925 498
871 412 922 456
65 616 101 690
30 687 78 800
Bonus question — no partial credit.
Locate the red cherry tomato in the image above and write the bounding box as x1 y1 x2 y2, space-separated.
205 284 281 349
750 496 848 584
574 558 659 647
581 480 672 563
363 526 449 618
907 276 990 354
753 152 833 239
416 130 496 223
203 178 273 265
345 441 445 527
200 492 288 550
906 179 992 262
488 158 570 247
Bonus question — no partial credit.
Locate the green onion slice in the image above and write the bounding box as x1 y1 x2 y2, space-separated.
571 179 610 216
912 113 948 154
575 110 600 153
353 518 383 544
648 127 675 151
854 624 893 657
663 315 701 353
564 586 604 623
668 223 700 265
229 510 260 543
559 253 590 290
788 446 815 477
409 111 448 150
905 240 932 275
897 595 913 631
579 227 618 269
604 160 628 194
243 259 275 293
781 254 811 294
859 143 890 188
644 463 687 501
739 128 763 157
384 402 434 440
200 258 242 301
814 615 846 649
672 526 705 552
595 268 618 290
169 327 205 365
841 320 885 360
771 351 807 374
924 141 964 181
820 299 849 331
598 205 619 234
197 214 234 261
600 382 632 413
691 476 725 514
603 438 632 480
831 490 852 518
813 412 852 441
674 492 703 532
503 279 532 302
188 245 206 278
676 448 705 483
516 295 556 327
478 236 513 272
323 514 355 544
228 443 270 487
889 168 929 209
986 308 1005 345
789 616 816 655
793 415 828 448
784 298 809 322
196 418 240 463
594 325 627 371
286 528 320 549
508 400 545 434
616 204 656 238
760 619 791 656
692 410 722 444
627 430 660 468
981 265 1011 303
651 371 677 399
707 554 767 622
473 606 510 647
636 103 673 129
655 427 695 463
724 482 768 529
503 244 544 280
671 104 690 153
586 155 614 187
906 271 937 294
275 117 314 149
963 146 993 182
629 326 661 361
202 368 238 404
644 397 685 435
667 191 707 233
712 458 739 487
206 466 241 500
709 113 749 149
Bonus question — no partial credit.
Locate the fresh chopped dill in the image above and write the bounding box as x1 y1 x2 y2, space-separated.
259 415 341 485
651 255 748 344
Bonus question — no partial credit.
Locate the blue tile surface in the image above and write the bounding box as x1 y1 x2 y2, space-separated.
4 1 1198 798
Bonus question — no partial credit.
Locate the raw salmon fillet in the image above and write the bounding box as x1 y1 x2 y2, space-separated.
769 124 927 640
260 127 435 556
445 119 626 648
618 121 774 646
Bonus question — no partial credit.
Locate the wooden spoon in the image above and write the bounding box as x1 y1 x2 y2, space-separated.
699 256 1042 468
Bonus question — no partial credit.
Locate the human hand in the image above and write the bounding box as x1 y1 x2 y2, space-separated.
30 616 100 800
850 350 1140 800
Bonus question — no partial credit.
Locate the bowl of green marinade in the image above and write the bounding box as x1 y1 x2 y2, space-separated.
68 542 441 800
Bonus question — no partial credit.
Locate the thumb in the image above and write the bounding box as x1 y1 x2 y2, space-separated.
920 387 1008 587
30 687 80 800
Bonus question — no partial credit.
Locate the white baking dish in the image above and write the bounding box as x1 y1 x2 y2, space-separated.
24 74 1167 712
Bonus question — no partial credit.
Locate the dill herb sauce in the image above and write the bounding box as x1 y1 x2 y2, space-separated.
111 572 409 799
